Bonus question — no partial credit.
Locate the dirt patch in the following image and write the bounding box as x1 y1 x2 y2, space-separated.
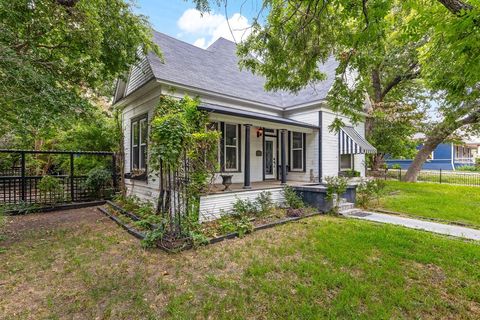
1 206 108 245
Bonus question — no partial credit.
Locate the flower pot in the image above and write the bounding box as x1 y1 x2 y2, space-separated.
221 174 233 191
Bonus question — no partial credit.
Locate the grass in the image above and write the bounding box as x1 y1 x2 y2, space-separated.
379 181 480 227
385 169 480 187
1 208 480 319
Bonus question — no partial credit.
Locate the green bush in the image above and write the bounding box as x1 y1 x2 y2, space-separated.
38 176 64 204
325 176 349 214
283 185 304 209
390 164 402 170
255 191 273 216
343 169 361 177
232 197 259 217
456 165 479 172
85 168 112 198
356 179 387 209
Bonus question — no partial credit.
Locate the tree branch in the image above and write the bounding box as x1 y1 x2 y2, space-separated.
437 0 473 15
380 64 420 101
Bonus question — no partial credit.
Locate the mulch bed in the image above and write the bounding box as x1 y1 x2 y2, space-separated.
99 202 323 252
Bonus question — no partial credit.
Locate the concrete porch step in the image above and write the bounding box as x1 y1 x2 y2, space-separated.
339 208 362 216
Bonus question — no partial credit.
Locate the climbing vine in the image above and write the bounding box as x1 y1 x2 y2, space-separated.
149 95 220 238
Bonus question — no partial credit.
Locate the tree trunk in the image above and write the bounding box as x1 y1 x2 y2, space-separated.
404 108 480 182
371 153 385 171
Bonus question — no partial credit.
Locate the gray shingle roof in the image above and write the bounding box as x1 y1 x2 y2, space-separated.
147 30 338 109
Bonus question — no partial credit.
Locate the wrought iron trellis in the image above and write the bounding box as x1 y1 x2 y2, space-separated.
0 149 117 205
156 152 193 237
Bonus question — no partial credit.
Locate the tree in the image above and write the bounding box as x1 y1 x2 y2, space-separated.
0 0 159 146
193 0 480 181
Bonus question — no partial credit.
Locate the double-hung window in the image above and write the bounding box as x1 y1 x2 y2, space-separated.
340 154 353 171
131 114 148 172
224 123 238 171
291 132 304 171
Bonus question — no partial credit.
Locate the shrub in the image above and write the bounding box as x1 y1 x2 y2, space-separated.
390 164 402 170
343 169 361 177
141 228 164 248
232 197 259 217
325 176 349 214
457 165 479 172
85 168 112 198
255 191 273 216
356 179 387 209
476 158 480 168
283 185 304 209
38 176 64 204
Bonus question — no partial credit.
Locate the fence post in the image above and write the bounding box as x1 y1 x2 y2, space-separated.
70 153 75 202
112 153 117 192
20 151 26 202
399 168 402 181
439 169 442 184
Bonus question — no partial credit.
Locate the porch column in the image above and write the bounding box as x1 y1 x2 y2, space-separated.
280 129 287 184
243 124 252 189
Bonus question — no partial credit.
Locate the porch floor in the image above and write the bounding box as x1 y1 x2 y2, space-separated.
203 180 319 195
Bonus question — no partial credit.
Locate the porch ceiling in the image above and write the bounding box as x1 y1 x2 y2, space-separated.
199 103 320 131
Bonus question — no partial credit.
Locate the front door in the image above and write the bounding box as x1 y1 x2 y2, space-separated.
264 136 277 179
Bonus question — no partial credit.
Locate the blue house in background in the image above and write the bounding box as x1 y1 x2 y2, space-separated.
386 142 479 171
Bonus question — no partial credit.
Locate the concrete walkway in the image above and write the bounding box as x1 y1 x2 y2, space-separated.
345 211 480 241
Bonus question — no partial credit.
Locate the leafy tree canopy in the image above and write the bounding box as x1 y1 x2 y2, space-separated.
0 0 159 142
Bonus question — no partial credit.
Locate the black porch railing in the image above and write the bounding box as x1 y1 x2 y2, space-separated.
0 149 117 206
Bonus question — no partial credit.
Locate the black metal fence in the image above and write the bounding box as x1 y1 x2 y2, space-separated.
370 168 480 187
0 150 117 206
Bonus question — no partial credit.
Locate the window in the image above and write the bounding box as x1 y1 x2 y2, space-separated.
340 154 353 170
224 123 238 171
131 114 148 172
291 132 304 171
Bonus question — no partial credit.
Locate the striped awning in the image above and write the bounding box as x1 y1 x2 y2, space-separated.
339 126 376 155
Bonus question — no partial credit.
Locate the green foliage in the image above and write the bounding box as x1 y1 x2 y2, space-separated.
141 229 165 248
282 185 304 209
189 231 210 248
1 0 158 142
85 168 112 198
149 96 220 237
356 179 387 209
38 176 64 204
343 169 361 178
390 164 402 170
456 166 480 172
325 176 349 214
217 215 253 237
256 191 274 216
232 198 259 217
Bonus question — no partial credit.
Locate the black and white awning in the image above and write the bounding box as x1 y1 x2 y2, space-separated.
339 126 376 155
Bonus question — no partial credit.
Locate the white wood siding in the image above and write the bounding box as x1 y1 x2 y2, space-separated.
320 110 367 180
286 110 320 182
199 188 285 222
125 52 154 96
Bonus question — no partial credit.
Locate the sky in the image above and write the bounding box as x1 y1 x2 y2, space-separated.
134 0 266 48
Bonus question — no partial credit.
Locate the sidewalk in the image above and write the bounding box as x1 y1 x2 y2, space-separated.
345 211 480 241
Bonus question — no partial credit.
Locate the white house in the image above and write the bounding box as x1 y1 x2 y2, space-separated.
113 30 375 220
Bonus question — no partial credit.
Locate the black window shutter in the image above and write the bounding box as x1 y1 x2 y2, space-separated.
220 122 225 172
238 124 242 172
303 133 306 172
287 131 291 172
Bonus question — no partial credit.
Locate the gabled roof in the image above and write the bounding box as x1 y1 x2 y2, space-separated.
116 30 339 108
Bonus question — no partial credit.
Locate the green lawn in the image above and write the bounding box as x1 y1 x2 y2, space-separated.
1 208 480 319
379 181 480 227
